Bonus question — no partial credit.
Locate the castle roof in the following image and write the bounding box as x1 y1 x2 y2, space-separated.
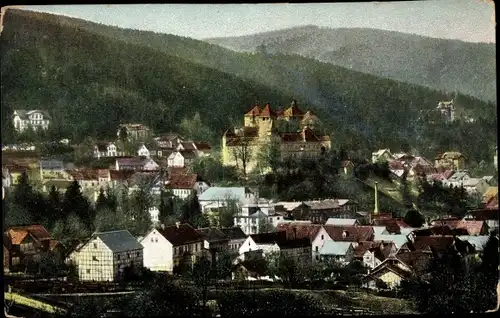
259 103 276 117
283 101 305 117
245 105 261 116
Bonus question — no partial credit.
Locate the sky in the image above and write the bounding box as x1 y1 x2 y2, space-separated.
21 1 496 43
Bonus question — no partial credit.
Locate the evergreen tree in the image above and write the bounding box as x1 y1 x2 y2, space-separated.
95 188 107 212
403 209 425 228
181 193 202 225
158 190 174 224
13 171 34 208
129 184 153 235
62 180 93 231
48 185 62 221
105 186 118 212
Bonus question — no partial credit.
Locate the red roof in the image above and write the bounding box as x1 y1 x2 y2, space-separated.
167 173 198 190
259 103 276 117
66 169 99 181
469 208 499 221
323 225 374 242
283 102 305 118
110 170 136 181
245 105 261 116
402 236 456 254
276 223 322 242
431 219 487 235
7 225 52 245
278 127 321 143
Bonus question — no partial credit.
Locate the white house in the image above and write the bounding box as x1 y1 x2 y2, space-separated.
234 210 283 235
149 207 159 224
198 187 256 213
115 157 159 171
140 223 204 272
66 230 143 282
165 173 210 199
167 150 197 168
137 144 150 157
94 142 118 159
12 109 51 132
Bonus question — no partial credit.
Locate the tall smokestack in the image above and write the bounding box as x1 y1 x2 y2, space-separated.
374 181 379 215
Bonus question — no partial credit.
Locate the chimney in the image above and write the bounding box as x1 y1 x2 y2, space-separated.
160 224 165 230
175 221 180 229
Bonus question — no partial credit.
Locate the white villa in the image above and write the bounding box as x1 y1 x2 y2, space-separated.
12 110 51 132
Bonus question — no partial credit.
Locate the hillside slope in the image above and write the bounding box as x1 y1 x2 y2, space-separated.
1 10 496 163
205 25 496 103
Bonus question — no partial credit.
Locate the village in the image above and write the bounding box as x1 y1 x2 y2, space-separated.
2 100 499 316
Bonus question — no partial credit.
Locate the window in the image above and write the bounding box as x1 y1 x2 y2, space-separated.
117 254 121 260
315 246 319 252
321 235 324 240
151 238 154 243
155 238 158 243
92 256 98 261
86 269 91 274
127 253 131 259
93 243 98 249
136 252 140 257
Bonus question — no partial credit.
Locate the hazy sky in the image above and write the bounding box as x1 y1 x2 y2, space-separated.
23 1 495 43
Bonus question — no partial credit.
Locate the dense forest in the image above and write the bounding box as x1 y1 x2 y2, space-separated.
206 25 497 103
1 9 496 164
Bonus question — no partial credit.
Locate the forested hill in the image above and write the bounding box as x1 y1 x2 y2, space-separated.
206 25 497 103
1 9 496 164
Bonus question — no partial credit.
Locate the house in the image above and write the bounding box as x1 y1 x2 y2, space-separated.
232 258 269 281
198 187 256 214
371 149 394 163
196 227 230 262
363 256 413 289
340 160 355 175
94 142 119 159
310 225 374 262
4 225 61 273
139 223 204 273
318 241 355 265
238 231 311 265
137 144 151 158
39 159 66 180
67 230 143 282
165 173 210 199
12 109 51 132
234 210 283 235
325 218 360 226
167 150 198 168
117 123 151 141
303 199 359 223
373 234 409 249
353 241 397 270
273 201 311 219
434 151 467 171
464 209 499 231
115 157 159 171
482 176 497 187
457 235 490 254
220 227 247 253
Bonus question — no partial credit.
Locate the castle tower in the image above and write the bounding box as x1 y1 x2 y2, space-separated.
257 103 276 138
244 104 261 128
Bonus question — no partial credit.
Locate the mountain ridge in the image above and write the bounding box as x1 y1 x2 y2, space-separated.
204 25 496 103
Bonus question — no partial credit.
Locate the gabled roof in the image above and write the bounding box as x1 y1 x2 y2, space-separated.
94 230 143 253
366 257 413 279
319 241 353 256
245 105 261 116
282 101 305 117
167 173 198 189
373 234 409 249
276 223 322 241
259 103 276 117
372 218 401 234
194 142 212 151
323 225 374 242
7 225 53 244
196 227 229 243
156 223 204 246
13 109 52 120
220 227 247 240
435 151 467 160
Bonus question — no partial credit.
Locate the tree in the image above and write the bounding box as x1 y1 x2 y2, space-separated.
231 137 252 176
219 197 239 228
158 190 174 224
13 171 34 208
129 184 154 235
403 209 425 228
181 192 203 225
256 137 282 173
62 181 94 231
95 188 107 212
105 186 118 212
179 112 215 144
257 214 275 233
94 207 128 233
48 185 63 222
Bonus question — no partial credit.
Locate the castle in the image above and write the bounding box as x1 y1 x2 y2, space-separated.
221 100 331 174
